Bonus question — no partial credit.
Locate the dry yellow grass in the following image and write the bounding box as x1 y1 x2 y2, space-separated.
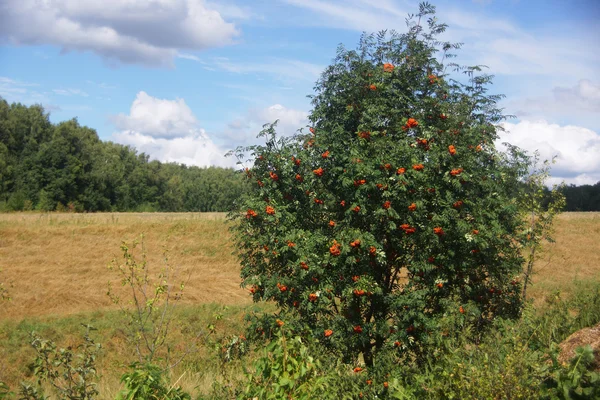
1 212 599 319
0 211 599 397
526 212 600 303
0 212 251 319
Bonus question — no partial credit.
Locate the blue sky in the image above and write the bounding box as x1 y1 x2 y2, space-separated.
1 0 599 184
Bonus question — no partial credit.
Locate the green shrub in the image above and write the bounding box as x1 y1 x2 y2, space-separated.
523 285 600 353
229 282 600 399
544 345 600 399
107 236 192 367
240 327 385 400
36 190 55 212
116 363 191 400
0 382 12 399
7 191 27 211
229 1 531 366
19 326 101 400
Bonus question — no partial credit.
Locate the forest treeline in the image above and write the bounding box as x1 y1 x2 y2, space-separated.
1 98 598 212
560 182 600 212
0 98 248 212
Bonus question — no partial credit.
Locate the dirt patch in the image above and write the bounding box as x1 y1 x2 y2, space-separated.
558 322 600 370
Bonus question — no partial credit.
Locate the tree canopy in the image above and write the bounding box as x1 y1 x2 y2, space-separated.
0 98 247 212
229 4 540 365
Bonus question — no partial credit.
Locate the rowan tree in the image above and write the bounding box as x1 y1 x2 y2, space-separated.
229 2 528 366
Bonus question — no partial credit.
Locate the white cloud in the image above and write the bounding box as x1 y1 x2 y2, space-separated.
204 1 256 20
499 120 600 185
0 76 39 93
469 36 598 79
111 91 200 139
281 0 519 36
43 104 63 112
222 104 309 148
110 91 231 167
113 130 233 168
553 80 600 113
0 77 29 96
258 104 308 132
60 104 93 112
547 174 598 187
442 9 517 35
507 80 600 131
177 52 203 62
281 0 598 84
0 0 239 67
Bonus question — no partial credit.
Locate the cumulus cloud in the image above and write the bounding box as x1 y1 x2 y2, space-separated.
111 91 199 139
0 0 239 67
499 120 600 185
222 104 309 148
111 91 231 167
258 104 309 133
509 80 600 131
113 129 232 167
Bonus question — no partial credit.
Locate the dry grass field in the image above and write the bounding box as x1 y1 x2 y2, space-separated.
0 211 599 397
526 212 600 303
0 212 252 319
0 212 599 319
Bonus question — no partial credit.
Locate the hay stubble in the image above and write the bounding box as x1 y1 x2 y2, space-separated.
0 212 251 319
0 212 599 319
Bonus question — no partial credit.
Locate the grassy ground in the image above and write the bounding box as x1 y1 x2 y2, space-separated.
0 302 261 398
0 212 251 319
0 211 599 397
526 212 600 304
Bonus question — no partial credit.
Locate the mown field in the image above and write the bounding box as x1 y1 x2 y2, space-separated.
0 212 251 319
0 212 599 398
1 212 599 318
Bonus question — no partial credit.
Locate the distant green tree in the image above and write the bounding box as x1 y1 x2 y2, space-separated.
0 96 251 213
0 142 10 204
561 182 600 211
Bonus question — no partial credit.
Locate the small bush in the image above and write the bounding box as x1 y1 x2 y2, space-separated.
544 345 600 399
116 363 191 400
7 191 27 211
0 382 12 399
20 326 101 400
107 236 194 367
